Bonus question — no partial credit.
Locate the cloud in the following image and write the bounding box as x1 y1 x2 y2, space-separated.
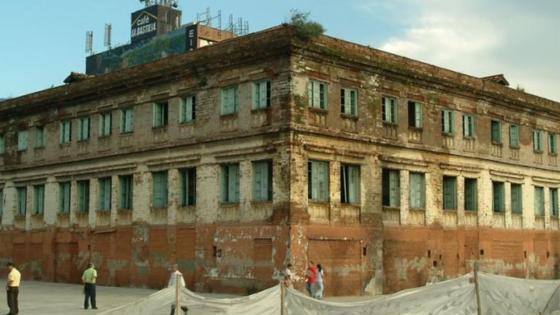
364 0 560 101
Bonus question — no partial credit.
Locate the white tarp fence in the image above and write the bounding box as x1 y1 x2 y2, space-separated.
100 272 560 315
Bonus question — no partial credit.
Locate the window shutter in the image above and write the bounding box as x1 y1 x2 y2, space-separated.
308 82 314 107
85 118 90 138
185 97 193 122
259 82 268 108
350 90 357 116
254 163 263 200
221 166 228 202
443 111 449 133
252 83 259 110
341 166 348 203
319 162 328 201
127 110 134 131
382 98 387 122
389 170 400 207
415 103 422 128
313 82 321 108
222 89 232 114
233 165 240 202
410 173 419 208
340 89 346 114
390 99 397 123
311 162 319 200
349 166 359 203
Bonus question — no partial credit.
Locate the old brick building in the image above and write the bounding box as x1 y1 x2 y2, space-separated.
1 22 560 297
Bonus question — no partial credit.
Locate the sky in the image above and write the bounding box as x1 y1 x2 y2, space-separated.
0 0 558 101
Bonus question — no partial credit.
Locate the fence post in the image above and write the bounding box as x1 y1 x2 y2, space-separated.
280 281 286 315
176 274 181 315
474 261 482 315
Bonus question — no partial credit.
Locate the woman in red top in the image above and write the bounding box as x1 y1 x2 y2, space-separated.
305 260 317 296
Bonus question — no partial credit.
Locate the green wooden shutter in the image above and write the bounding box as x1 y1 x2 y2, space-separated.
319 162 329 201
312 82 320 108
185 97 193 122
348 165 360 203
253 162 263 201
389 170 400 207
259 82 268 108
415 103 422 128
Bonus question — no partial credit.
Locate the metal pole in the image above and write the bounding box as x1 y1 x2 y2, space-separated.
474 261 482 315
280 281 285 315
176 274 180 315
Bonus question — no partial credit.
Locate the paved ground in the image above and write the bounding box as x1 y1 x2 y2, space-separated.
0 281 157 315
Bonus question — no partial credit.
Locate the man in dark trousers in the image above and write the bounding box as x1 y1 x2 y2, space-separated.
81 263 98 310
6 262 21 315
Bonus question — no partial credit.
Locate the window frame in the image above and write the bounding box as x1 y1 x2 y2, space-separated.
221 86 239 115
464 178 478 212
442 176 457 210
509 124 520 148
511 183 523 214
77 180 90 213
409 172 426 210
253 80 272 110
462 114 475 138
382 96 398 125
382 168 401 208
99 112 112 137
180 168 197 207
252 160 273 202
98 177 112 212
308 80 328 110
441 110 455 135
340 88 358 117
179 95 196 123
492 181 505 213
16 187 27 217
534 186 545 217
408 101 423 129
59 181 71 214
533 129 544 153
78 116 91 141
341 164 361 205
119 175 134 210
491 120 502 145
35 126 46 148
548 132 557 155
120 108 134 134
60 120 72 144
153 102 169 128
221 164 240 203
17 130 28 151
33 184 45 215
152 171 169 209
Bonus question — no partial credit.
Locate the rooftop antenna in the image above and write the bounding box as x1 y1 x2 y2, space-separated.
85 31 93 55
104 23 112 50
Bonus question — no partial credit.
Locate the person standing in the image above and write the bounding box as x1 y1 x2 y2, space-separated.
6 262 20 315
314 263 324 299
282 263 294 289
305 261 317 297
168 264 187 315
81 263 97 310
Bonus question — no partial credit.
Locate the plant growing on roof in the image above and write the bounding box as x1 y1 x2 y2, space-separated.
288 10 325 41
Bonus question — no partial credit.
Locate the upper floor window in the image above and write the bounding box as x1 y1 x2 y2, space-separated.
121 108 134 133
0 134 4 154
17 187 27 216
99 112 112 137
464 178 478 211
221 86 239 115
17 130 28 151
533 129 543 152
409 172 425 209
253 81 271 110
180 96 196 123
35 126 46 148
60 120 72 144
152 171 169 208
441 110 455 135
534 186 545 216
491 120 502 144
253 160 273 202
492 181 505 213
511 183 522 214
33 184 45 215
153 102 169 127
341 164 360 204
308 80 328 110
59 182 71 214
509 124 520 148
382 97 397 124
78 180 90 213
442 176 457 210
221 164 240 203
308 160 329 202
382 169 400 208
548 132 557 155
462 115 475 138
340 88 357 116
180 168 196 207
119 175 134 210
408 101 422 128
78 117 90 141
98 177 112 211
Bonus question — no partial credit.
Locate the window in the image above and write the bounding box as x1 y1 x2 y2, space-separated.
511 183 522 214
308 80 328 110
491 120 502 144
462 115 475 138
0 135 4 154
408 101 422 128
308 160 329 202
441 110 455 135
78 180 90 213
153 102 169 127
253 160 273 202
221 164 240 203
0 189 3 219
35 126 46 148
534 186 545 216
509 124 520 148
152 171 168 208
341 164 360 204
98 177 112 211
59 182 71 214
17 130 28 151
492 181 505 213
341 88 357 116
221 86 239 115
119 175 133 210
382 169 400 207
78 117 90 141
551 188 559 217
409 172 425 209
382 97 398 124
464 178 478 211
180 168 196 207
33 185 45 215
60 120 72 144
17 187 27 216
99 112 112 137
121 108 134 133
549 133 557 155
253 81 271 110
442 176 457 210
533 129 543 152
180 96 196 123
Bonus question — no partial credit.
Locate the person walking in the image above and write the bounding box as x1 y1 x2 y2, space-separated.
6 262 20 315
168 264 188 315
81 263 98 310
305 261 317 297
314 263 324 299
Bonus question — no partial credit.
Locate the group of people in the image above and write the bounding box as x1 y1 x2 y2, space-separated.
282 261 325 299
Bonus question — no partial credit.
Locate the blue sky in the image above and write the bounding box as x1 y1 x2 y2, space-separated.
0 0 558 101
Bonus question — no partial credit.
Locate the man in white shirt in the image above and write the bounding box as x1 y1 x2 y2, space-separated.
6 262 21 315
167 264 187 315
